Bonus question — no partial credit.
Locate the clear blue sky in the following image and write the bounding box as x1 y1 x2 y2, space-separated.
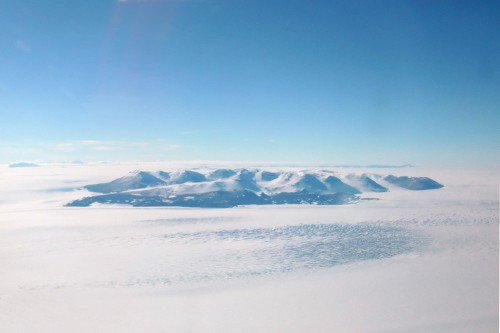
0 0 498 166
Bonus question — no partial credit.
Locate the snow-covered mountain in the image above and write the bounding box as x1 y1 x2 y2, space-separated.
85 171 166 193
66 169 444 208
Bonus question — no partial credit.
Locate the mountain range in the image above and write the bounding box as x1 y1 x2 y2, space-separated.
66 169 443 208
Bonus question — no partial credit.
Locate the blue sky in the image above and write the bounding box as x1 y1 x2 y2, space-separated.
0 0 498 166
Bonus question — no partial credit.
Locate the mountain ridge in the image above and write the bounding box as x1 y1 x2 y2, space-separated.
66 168 444 208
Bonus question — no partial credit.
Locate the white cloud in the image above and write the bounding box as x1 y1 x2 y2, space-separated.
19 140 184 163
55 140 158 152
93 146 118 151
166 144 181 151
128 141 150 148
55 143 75 152
79 140 101 146
181 130 201 136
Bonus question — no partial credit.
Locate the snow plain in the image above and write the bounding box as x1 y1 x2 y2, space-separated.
0 162 498 333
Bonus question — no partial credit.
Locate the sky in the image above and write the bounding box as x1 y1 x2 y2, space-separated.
0 0 498 166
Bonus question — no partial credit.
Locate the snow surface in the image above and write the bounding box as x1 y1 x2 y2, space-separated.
0 163 498 332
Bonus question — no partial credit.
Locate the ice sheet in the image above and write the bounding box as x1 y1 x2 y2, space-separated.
0 164 497 332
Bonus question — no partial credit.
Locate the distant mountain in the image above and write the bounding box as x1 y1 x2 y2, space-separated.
365 164 414 168
383 175 444 190
9 162 39 168
67 168 444 208
326 164 414 168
